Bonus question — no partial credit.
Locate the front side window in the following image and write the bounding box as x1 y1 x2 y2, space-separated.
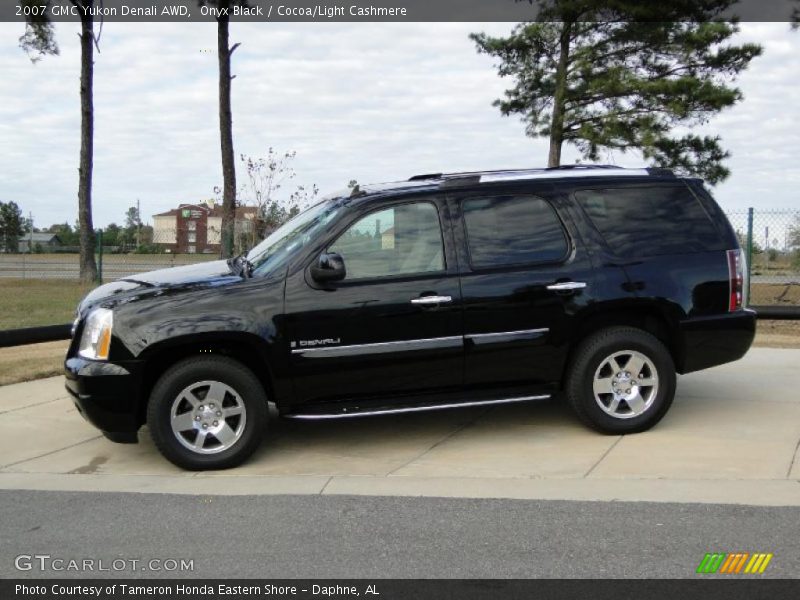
329 202 444 280
462 196 568 269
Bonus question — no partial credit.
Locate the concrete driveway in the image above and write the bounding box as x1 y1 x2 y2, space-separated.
1 348 799 506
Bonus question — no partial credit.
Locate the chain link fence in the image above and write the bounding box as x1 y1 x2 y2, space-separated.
2 211 799 308
3 225 234 282
0 252 219 282
726 209 800 308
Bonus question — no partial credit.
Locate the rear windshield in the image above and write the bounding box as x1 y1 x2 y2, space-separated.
575 185 725 258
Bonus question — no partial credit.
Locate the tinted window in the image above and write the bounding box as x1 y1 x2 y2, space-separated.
575 186 724 258
329 202 444 280
462 196 568 268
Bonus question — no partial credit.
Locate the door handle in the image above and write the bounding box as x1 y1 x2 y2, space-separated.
410 295 452 305
546 281 587 291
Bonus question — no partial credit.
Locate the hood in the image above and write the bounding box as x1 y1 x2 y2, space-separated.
120 259 237 286
79 260 241 313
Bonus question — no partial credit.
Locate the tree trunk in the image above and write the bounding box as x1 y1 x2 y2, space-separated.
217 3 236 259
77 5 98 282
548 22 572 168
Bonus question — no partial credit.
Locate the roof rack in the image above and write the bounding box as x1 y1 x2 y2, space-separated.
408 172 443 181
545 164 622 170
644 167 676 177
407 164 674 185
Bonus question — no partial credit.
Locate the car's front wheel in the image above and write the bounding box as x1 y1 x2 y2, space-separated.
147 356 268 470
565 327 676 434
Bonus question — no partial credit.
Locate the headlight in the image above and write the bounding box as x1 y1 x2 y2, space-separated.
78 308 114 360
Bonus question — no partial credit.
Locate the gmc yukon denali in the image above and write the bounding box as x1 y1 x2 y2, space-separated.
65 165 756 469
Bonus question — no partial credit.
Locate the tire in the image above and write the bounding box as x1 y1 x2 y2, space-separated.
147 356 268 470
565 327 676 434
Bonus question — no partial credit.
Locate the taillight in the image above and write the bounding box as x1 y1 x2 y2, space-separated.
726 249 746 312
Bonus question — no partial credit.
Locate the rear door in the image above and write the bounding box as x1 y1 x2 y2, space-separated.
448 186 595 396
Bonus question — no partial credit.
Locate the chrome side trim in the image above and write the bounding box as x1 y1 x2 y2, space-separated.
465 328 549 341
291 335 463 358
284 394 551 420
292 329 550 357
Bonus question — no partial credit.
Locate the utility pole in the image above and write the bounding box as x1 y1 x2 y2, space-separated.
136 198 142 248
29 211 33 254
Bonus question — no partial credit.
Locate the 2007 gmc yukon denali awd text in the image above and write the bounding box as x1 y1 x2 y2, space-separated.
65 165 755 470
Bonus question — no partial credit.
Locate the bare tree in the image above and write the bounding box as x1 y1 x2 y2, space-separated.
200 0 245 258
239 149 318 247
20 0 100 282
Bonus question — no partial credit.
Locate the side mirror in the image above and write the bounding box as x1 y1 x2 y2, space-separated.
310 252 346 283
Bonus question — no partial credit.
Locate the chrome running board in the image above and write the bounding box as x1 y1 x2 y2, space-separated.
284 394 551 420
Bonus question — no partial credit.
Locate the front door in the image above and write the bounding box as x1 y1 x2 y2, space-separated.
285 197 463 408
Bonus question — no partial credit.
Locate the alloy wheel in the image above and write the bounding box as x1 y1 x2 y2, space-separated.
592 350 659 419
170 380 247 454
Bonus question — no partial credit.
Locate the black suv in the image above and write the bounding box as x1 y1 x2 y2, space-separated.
65 165 755 470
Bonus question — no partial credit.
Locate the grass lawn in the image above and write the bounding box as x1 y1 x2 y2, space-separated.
0 340 69 386
0 279 95 330
750 282 800 306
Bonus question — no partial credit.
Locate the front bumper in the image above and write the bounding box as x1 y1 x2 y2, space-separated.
678 309 757 374
64 357 144 443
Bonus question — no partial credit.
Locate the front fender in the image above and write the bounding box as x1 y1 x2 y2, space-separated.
111 276 285 358
104 276 292 405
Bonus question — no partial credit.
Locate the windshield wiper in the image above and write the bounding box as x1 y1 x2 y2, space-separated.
227 253 254 279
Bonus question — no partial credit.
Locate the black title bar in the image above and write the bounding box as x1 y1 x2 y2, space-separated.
3 579 800 600
3 0 798 22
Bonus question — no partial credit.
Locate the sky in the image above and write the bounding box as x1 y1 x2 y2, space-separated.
1 21 798 230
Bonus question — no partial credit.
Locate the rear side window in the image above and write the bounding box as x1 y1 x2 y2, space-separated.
575 186 724 258
462 196 568 269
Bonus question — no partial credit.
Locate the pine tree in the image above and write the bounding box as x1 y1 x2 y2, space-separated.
471 1 762 183
0 201 28 253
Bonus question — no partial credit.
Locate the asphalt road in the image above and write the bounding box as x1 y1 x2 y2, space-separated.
1 490 798 579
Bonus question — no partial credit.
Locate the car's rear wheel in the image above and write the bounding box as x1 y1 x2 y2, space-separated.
147 356 267 470
565 327 676 434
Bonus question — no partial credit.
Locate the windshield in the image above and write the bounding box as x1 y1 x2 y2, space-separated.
247 199 343 276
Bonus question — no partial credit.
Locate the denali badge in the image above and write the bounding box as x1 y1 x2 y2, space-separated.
291 338 341 348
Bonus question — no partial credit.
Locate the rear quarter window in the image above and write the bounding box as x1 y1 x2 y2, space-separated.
574 185 725 258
